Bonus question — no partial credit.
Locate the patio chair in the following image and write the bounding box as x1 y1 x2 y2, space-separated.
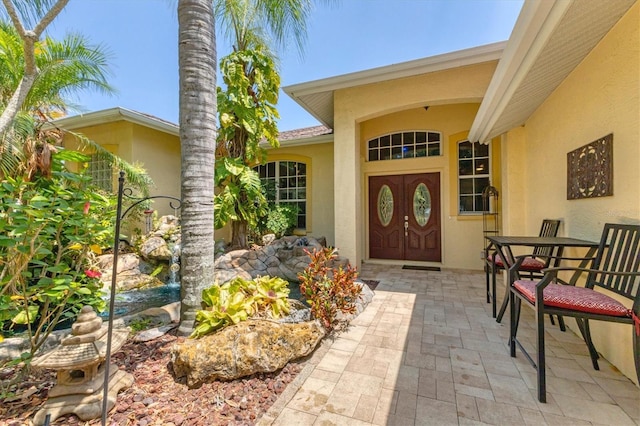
486 219 561 322
508 223 640 403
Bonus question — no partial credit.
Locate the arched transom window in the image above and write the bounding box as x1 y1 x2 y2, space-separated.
367 131 441 161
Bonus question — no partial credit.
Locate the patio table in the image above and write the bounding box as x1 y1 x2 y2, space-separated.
485 236 599 323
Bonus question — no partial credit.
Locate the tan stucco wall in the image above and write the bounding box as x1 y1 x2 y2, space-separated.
62 120 181 219
63 121 133 165
361 104 500 270
333 60 499 267
266 142 335 245
501 3 640 384
131 125 181 217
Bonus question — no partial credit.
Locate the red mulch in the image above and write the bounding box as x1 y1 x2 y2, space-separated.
0 328 302 426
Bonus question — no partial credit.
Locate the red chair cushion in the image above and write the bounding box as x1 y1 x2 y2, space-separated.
513 280 632 317
487 254 545 271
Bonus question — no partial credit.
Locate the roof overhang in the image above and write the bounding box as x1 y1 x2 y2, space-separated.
469 0 636 143
283 41 507 129
51 107 179 136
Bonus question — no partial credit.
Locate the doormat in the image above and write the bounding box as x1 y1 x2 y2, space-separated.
402 265 441 272
361 279 380 291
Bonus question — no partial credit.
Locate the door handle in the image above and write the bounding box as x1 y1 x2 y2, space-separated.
404 217 409 236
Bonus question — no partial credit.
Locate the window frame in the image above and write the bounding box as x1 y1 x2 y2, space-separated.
367 130 442 162
457 140 491 215
255 160 307 229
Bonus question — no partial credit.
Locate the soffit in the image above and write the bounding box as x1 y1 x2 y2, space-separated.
469 0 636 143
283 42 506 129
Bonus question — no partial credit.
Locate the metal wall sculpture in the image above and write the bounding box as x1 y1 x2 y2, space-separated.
567 133 613 200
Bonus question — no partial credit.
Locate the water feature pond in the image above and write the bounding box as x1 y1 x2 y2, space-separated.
102 281 304 318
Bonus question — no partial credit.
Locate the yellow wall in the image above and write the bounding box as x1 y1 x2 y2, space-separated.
333 60 499 267
131 125 181 216
265 142 335 245
501 3 640 384
361 104 501 270
62 120 181 218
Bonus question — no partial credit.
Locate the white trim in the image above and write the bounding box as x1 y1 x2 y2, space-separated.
284 42 506 97
50 107 179 136
469 0 573 143
263 133 334 148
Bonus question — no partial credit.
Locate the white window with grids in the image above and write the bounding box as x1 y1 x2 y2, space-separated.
255 161 307 229
458 140 491 214
87 154 113 192
367 131 441 161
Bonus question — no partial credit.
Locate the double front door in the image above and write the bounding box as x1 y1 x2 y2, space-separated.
368 173 441 262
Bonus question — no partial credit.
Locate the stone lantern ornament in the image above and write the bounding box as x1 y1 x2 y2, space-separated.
31 306 133 425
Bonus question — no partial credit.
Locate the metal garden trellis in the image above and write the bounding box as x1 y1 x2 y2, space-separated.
100 171 181 425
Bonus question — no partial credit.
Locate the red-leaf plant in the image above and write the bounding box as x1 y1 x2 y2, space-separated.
298 247 361 332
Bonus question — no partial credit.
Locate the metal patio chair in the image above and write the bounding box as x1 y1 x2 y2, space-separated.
508 223 640 402
486 219 561 322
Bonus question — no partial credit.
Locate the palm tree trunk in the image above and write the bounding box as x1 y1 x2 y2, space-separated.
177 0 217 336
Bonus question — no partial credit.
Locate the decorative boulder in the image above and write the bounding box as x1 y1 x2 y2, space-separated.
170 319 325 388
140 236 172 261
96 253 163 291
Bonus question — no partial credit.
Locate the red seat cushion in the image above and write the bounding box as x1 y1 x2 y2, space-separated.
513 280 632 317
487 254 545 271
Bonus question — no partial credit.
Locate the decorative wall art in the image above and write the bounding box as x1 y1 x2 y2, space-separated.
567 133 613 200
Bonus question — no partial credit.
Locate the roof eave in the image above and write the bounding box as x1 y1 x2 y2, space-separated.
284 41 507 97
468 0 571 143
284 41 507 130
51 107 180 136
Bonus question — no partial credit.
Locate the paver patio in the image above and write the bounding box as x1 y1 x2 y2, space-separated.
258 264 640 425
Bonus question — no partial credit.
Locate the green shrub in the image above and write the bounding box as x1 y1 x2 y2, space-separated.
0 170 113 363
264 203 298 237
191 276 291 338
298 248 361 332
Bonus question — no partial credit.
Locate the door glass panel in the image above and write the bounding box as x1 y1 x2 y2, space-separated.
377 184 394 227
413 183 431 226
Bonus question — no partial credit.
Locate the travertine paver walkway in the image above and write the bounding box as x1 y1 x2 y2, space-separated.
258 264 640 426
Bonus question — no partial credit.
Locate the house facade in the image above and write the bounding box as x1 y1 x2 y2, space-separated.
279 44 505 271
273 0 639 383
54 0 638 384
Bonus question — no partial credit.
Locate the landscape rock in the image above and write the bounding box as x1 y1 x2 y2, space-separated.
152 215 180 240
170 319 325 387
212 236 327 284
140 236 172 261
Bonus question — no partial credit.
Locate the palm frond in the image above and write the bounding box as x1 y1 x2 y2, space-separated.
1 0 66 30
64 130 153 196
0 112 34 178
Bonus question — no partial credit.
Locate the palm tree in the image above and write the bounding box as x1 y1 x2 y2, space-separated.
0 0 70 134
177 0 329 331
0 20 115 178
176 0 217 335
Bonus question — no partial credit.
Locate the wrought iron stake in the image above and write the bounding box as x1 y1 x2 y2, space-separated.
101 171 182 425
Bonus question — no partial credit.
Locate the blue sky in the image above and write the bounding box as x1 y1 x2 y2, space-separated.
45 0 524 131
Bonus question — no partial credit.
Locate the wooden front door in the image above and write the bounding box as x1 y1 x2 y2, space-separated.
368 173 441 262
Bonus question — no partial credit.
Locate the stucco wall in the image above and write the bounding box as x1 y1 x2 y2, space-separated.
502 3 639 384
333 60 499 267
361 104 498 270
265 142 335 245
62 121 133 166
131 124 181 217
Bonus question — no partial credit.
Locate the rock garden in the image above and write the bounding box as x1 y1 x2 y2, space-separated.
0 216 374 425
